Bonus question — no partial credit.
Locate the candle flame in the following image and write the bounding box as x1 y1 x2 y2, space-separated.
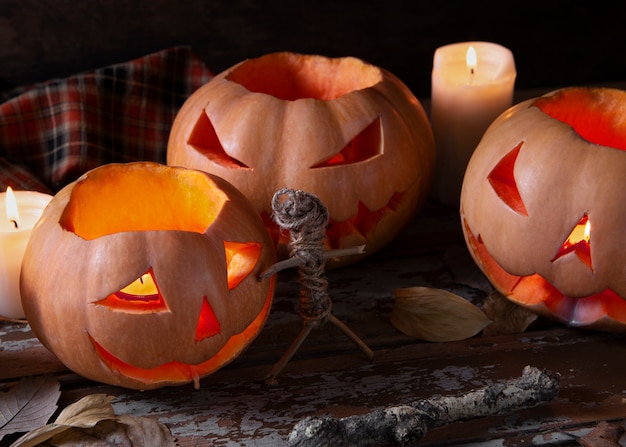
466 46 477 75
5 187 19 229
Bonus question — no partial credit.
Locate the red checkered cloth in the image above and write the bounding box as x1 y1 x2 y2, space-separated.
0 46 213 193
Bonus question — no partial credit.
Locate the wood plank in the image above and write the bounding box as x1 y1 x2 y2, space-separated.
1 200 625 446
33 327 626 446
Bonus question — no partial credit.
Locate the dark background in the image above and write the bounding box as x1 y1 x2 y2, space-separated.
1 0 625 98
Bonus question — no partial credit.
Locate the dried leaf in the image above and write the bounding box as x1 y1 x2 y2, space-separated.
37 421 121 447
10 394 117 447
391 287 491 342
578 420 624 447
54 394 116 428
116 414 176 446
0 375 60 440
43 414 176 446
482 291 538 336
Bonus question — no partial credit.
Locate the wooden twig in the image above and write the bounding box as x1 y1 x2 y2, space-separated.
0 316 27 324
265 189 373 384
287 365 560 447
259 245 366 279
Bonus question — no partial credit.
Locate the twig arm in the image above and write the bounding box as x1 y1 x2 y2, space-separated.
259 245 366 279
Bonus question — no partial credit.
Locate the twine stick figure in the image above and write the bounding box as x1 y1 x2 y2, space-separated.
263 188 374 384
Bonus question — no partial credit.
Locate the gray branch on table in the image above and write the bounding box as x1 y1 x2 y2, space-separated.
287 365 560 447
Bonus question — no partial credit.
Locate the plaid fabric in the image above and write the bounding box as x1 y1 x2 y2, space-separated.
0 46 213 193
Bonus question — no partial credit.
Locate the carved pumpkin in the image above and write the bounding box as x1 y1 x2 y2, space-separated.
461 87 626 332
167 52 434 266
20 162 276 390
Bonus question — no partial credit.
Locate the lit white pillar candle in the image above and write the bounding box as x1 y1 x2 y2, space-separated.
0 188 52 319
431 41 516 207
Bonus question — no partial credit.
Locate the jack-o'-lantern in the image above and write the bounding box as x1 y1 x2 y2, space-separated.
461 87 626 332
20 162 276 390
167 52 434 266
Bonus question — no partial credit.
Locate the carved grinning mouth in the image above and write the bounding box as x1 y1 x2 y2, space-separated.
89 333 214 389
464 220 626 327
88 275 275 389
262 191 406 251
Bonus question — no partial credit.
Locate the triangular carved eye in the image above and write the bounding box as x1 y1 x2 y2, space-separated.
311 118 382 168
552 214 592 270
224 241 262 290
488 142 528 216
95 268 169 313
188 112 249 169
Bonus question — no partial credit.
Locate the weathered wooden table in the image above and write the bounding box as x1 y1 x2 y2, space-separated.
2 193 625 447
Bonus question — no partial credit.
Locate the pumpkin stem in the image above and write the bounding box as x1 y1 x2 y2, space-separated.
265 188 373 384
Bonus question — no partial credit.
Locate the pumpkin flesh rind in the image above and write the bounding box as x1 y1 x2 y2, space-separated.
59 164 224 237
167 52 435 266
20 162 276 389
461 88 626 332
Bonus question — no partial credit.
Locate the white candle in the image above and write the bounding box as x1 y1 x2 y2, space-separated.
431 41 516 207
0 188 52 319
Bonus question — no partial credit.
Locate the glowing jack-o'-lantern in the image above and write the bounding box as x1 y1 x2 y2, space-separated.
461 87 626 332
20 162 276 390
167 52 435 266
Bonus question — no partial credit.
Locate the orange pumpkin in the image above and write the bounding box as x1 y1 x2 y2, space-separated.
20 162 276 389
167 52 434 266
461 87 626 332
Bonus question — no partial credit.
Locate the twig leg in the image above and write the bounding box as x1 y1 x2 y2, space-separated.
265 314 374 385
328 314 374 360
265 323 316 385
